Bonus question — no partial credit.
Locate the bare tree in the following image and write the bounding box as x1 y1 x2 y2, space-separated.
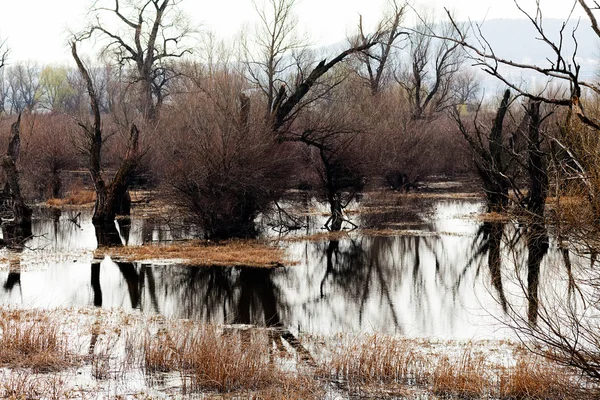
244 0 306 116
82 0 194 121
0 41 8 115
6 62 41 114
71 40 141 230
353 0 409 95
453 89 515 211
396 17 463 120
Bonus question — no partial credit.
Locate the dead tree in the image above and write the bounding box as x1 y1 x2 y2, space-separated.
454 89 513 211
525 101 549 217
72 40 141 230
83 0 193 121
270 41 380 133
1 114 32 237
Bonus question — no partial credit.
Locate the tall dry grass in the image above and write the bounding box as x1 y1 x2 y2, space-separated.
0 315 73 372
499 356 574 399
323 334 585 399
143 323 322 397
325 334 428 386
431 350 488 398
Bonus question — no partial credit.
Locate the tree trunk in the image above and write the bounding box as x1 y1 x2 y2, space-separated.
526 101 548 217
92 124 139 228
1 115 32 237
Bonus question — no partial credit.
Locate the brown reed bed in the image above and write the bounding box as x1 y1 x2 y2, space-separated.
103 239 294 267
0 311 74 372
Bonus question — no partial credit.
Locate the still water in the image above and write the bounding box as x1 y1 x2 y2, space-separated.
0 199 573 340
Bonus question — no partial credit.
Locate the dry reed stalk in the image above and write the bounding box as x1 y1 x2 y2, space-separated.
0 316 73 372
431 349 488 398
144 323 321 396
324 334 430 397
499 356 573 399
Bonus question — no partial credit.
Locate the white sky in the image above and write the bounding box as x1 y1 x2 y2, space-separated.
0 0 589 65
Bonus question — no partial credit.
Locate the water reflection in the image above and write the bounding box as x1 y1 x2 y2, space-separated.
0 199 579 339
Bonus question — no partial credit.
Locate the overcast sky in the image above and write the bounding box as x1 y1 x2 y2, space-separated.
0 0 589 64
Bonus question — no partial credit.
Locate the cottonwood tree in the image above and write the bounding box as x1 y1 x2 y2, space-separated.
39 66 76 113
71 40 141 231
82 0 194 121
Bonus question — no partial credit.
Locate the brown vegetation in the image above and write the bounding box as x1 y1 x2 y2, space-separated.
0 311 73 372
102 239 292 267
144 323 322 397
47 189 96 206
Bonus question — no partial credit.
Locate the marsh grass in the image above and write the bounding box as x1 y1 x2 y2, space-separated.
105 239 292 267
0 308 589 399
143 323 323 397
47 189 96 206
325 335 428 386
322 335 584 399
431 351 488 398
0 315 73 372
498 356 574 399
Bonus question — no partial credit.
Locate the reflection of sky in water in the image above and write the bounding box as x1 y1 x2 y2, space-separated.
0 200 580 340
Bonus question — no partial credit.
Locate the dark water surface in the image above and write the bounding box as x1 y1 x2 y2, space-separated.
0 199 574 339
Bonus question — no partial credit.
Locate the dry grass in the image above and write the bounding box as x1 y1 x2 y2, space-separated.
47 189 96 206
0 371 69 400
104 239 293 267
0 313 73 372
431 351 488 398
0 307 589 399
144 323 322 397
325 335 428 386
322 335 584 399
499 356 573 399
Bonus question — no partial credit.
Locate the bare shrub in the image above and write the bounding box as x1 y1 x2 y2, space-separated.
161 65 294 239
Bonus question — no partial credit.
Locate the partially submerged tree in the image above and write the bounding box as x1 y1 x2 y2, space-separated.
1 115 32 238
164 63 293 239
71 40 141 231
83 0 193 121
453 89 514 211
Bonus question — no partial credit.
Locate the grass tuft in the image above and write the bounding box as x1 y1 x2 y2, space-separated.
0 315 73 372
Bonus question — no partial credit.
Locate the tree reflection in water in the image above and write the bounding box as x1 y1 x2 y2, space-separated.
0 200 579 338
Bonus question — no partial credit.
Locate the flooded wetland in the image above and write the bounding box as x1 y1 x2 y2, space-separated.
0 187 591 398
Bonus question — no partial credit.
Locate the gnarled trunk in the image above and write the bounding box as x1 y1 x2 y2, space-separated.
1 114 32 238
